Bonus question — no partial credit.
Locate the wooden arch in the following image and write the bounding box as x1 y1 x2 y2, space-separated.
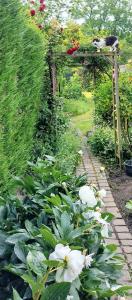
49 51 122 168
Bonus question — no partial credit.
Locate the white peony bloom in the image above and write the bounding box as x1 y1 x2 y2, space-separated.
78 150 83 156
66 296 73 300
49 244 85 283
83 211 110 238
98 189 107 199
79 186 97 207
85 253 94 268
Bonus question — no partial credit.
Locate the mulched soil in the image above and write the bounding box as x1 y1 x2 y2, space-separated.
108 168 132 234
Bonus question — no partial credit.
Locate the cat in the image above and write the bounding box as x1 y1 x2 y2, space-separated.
92 36 119 52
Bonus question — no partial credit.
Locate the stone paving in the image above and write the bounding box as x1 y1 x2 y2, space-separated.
76 142 132 299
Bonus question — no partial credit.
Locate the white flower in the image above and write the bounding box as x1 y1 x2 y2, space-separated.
83 211 110 238
78 150 83 156
21 0 28 5
49 244 85 283
79 186 97 207
62 182 67 188
100 166 105 172
85 253 94 268
98 189 107 199
66 296 73 300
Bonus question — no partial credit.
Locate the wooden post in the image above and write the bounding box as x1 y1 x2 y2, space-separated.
112 53 122 168
51 61 57 96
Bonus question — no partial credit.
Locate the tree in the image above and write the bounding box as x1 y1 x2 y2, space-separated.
70 0 132 37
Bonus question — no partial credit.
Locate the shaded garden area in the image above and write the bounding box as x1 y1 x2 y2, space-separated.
0 0 132 299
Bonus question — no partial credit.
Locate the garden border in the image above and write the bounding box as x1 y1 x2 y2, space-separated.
76 139 132 298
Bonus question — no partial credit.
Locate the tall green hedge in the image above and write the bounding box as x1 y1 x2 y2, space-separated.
0 0 46 191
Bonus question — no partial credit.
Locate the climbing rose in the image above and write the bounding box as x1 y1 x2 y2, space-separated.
30 9 36 16
40 0 44 2
30 0 35 4
38 24 43 29
79 185 97 207
39 4 46 11
49 244 85 282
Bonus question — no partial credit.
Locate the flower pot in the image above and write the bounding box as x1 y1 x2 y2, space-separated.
125 159 132 176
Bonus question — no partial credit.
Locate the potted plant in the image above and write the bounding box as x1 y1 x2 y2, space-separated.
125 159 132 176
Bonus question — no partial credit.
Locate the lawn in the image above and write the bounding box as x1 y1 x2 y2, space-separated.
72 92 95 134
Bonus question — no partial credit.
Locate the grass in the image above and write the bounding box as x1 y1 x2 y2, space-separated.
64 97 89 116
72 92 95 135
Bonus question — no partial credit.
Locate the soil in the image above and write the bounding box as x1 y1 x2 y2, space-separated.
108 168 132 234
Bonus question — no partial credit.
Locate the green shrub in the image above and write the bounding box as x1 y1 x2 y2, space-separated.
94 74 132 127
0 0 46 191
56 128 81 174
88 127 115 159
63 73 83 100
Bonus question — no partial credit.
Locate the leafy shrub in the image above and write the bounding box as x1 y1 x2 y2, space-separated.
0 157 130 300
88 127 115 159
94 74 132 127
0 0 46 191
56 128 81 174
63 73 83 100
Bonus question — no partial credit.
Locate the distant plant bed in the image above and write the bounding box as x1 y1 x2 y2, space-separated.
88 127 115 162
88 126 131 165
0 156 131 300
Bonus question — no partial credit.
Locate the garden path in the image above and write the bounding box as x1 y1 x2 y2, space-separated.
76 138 132 297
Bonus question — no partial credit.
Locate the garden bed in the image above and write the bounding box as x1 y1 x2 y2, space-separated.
108 169 132 234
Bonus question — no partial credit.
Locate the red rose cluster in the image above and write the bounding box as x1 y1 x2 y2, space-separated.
66 40 80 55
30 0 46 17
67 47 79 55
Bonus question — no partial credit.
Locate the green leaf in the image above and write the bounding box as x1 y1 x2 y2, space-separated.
125 200 132 210
0 231 9 257
27 250 47 276
40 227 57 247
43 260 64 268
40 282 71 300
14 241 27 263
13 289 22 300
60 193 73 207
6 231 30 244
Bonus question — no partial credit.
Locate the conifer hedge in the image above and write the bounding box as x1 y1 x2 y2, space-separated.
0 0 46 191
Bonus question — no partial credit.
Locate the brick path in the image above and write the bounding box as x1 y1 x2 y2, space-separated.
76 142 132 298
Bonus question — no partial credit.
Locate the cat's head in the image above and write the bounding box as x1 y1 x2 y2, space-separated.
92 38 100 47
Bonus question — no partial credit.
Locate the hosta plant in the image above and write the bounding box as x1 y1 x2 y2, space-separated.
0 156 131 300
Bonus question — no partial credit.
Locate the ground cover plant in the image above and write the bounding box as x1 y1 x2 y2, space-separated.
0 156 131 300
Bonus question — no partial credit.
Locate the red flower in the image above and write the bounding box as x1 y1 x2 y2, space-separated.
67 47 78 55
39 4 46 11
30 1 35 4
30 9 36 16
38 24 43 30
40 0 44 3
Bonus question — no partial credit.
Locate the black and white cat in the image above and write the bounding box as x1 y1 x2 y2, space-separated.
92 36 119 52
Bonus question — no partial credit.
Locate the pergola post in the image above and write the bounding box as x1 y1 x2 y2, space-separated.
112 53 122 168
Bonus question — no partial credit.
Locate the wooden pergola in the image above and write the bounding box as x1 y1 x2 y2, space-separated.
49 51 122 167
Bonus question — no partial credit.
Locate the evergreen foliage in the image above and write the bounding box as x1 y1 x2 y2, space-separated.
0 0 45 190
